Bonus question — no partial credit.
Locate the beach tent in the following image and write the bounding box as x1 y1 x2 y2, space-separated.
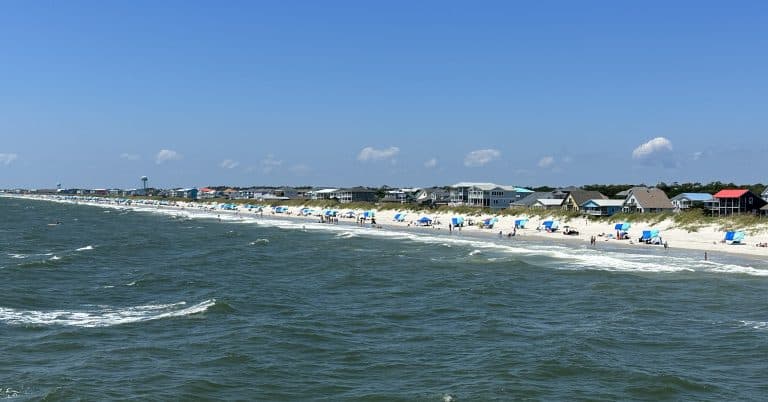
323 209 338 217
394 213 407 222
418 216 433 225
542 220 560 231
451 216 464 226
614 223 631 231
482 217 499 229
363 211 375 219
274 206 289 213
343 211 356 218
640 229 660 242
724 231 745 245
514 219 528 229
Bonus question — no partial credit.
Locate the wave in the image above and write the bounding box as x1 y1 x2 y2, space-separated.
0 299 217 328
18 196 768 277
75 245 94 251
9 254 27 259
740 320 768 330
249 239 270 245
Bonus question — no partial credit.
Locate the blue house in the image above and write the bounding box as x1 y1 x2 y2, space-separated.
580 199 625 216
670 193 714 211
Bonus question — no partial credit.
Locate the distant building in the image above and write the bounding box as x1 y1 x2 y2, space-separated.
335 187 378 203
414 187 450 206
450 182 533 210
762 186 768 203
510 191 555 208
198 187 219 199
580 199 625 216
622 187 674 213
170 188 198 199
669 193 714 211
712 189 767 216
308 188 339 200
561 190 607 211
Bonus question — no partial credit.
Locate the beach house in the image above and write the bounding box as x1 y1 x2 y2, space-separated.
414 187 451 206
170 188 198 199
711 189 767 216
450 182 533 210
308 188 339 201
580 199 625 216
762 186 768 203
510 191 555 208
561 190 607 211
669 193 714 211
381 188 420 204
335 187 378 203
622 187 674 213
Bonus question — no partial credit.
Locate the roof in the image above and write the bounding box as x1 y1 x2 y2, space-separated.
714 189 749 199
510 192 554 206
535 198 564 206
567 190 607 205
671 193 713 202
451 182 529 192
314 188 339 194
762 204 768 210
581 199 625 207
628 187 674 209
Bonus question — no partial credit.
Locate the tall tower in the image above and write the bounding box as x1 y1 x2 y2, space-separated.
141 176 148 195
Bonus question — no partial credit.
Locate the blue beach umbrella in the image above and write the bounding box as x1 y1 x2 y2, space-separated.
451 216 464 226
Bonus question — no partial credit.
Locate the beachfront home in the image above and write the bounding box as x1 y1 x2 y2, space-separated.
561 190 607 211
712 189 767 216
532 199 564 210
198 187 219 199
308 188 339 201
670 193 714 211
580 199 625 216
450 182 533 210
622 187 674 214
762 186 768 203
381 188 420 204
414 187 451 206
761 204 768 216
170 188 198 199
335 187 378 203
510 191 555 208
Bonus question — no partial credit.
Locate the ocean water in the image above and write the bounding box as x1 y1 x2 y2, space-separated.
1 197 767 400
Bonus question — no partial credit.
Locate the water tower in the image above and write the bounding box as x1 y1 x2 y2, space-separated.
141 176 148 195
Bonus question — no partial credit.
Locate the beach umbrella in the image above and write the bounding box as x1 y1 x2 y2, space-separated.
394 213 407 222
418 216 432 224
614 223 631 231
451 216 464 226
363 211 375 219
514 218 528 228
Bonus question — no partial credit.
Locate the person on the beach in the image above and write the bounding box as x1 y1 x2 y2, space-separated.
448 223 452 233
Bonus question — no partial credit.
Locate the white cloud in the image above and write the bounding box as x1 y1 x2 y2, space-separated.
632 137 673 160
261 154 282 174
357 146 400 162
538 156 555 168
692 151 703 161
120 153 140 161
155 149 182 164
0 153 18 166
220 159 240 169
464 149 500 167
424 158 438 168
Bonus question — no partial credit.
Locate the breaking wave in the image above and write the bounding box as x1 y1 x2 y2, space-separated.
0 299 217 328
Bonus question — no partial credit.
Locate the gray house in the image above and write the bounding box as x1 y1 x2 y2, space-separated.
622 187 674 213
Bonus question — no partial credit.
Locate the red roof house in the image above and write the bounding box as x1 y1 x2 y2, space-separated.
712 189 766 215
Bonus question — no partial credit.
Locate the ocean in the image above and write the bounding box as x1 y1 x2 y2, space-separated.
1 197 767 400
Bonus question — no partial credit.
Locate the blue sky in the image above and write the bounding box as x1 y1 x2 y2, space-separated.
1 1 767 189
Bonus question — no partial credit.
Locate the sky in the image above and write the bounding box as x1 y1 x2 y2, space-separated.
1 1 767 189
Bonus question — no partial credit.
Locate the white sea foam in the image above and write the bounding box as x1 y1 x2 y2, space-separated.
336 232 358 239
469 249 482 256
126 281 137 286
740 320 768 330
1 388 20 398
9 254 27 259
249 238 270 245
75 245 94 251
0 299 216 328
49 256 61 261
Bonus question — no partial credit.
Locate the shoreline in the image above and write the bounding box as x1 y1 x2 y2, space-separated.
4 194 768 264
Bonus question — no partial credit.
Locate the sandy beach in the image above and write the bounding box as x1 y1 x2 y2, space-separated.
7 194 768 261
